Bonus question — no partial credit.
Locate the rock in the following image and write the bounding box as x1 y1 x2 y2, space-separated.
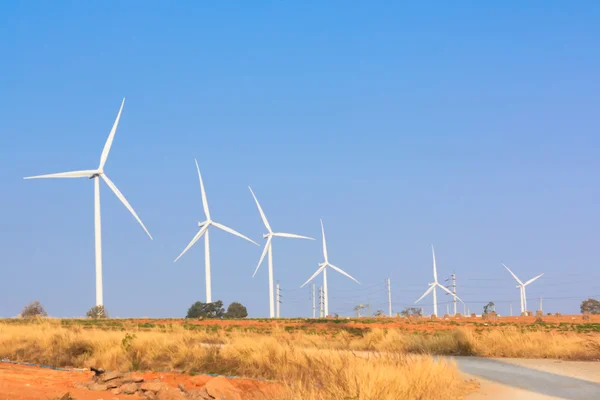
128 375 145 383
141 381 168 393
111 388 122 395
143 391 158 400
100 371 124 383
204 376 242 400
156 387 187 400
106 381 119 389
177 383 186 393
88 382 109 391
187 388 214 400
121 382 141 395
59 393 75 400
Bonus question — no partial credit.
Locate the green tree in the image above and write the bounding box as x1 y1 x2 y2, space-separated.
225 302 248 318
483 301 495 315
21 300 47 318
580 298 600 314
86 305 108 319
186 300 225 319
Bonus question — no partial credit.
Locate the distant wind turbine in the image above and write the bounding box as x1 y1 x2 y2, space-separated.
174 160 258 302
249 187 314 318
24 99 152 307
502 263 543 314
301 219 359 317
415 246 462 316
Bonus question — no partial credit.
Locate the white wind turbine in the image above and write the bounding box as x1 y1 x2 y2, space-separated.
174 160 258 303
301 219 359 317
502 263 543 314
24 99 152 307
249 187 314 318
415 246 462 316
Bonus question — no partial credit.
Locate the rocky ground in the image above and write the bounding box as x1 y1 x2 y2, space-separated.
0 363 276 400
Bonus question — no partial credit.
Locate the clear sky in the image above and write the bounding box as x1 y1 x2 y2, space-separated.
1 2 599 318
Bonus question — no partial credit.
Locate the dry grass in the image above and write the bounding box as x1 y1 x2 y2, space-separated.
0 320 470 400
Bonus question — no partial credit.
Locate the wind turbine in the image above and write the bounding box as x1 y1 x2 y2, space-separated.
174 160 258 303
249 187 314 318
301 219 359 317
415 246 462 316
502 263 543 314
24 99 152 307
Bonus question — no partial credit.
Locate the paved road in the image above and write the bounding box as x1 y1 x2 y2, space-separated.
450 357 600 400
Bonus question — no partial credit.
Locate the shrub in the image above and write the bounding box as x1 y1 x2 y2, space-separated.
21 301 47 318
225 302 248 319
186 300 225 319
86 305 108 319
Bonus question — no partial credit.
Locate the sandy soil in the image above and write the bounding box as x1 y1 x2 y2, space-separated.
0 363 277 400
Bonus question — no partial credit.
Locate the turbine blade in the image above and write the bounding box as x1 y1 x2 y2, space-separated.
248 187 272 232
174 224 209 262
252 236 272 277
300 265 326 288
321 219 328 262
437 283 463 303
415 285 434 304
101 174 152 239
432 245 438 283
194 159 211 220
273 232 314 240
524 273 544 287
99 98 125 169
328 263 360 284
24 170 97 179
502 263 523 285
212 222 259 246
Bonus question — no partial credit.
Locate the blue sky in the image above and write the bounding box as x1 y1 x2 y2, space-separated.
1 2 599 318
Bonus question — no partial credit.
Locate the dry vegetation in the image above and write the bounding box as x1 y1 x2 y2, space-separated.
0 320 471 400
2 318 599 399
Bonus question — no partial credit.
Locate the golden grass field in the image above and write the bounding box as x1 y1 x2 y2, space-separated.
1 318 600 399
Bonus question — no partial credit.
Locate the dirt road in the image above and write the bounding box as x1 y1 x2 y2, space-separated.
455 357 600 400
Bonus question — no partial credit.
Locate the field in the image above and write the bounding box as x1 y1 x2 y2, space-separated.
1 315 599 399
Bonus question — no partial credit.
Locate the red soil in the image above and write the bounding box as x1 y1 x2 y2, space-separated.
0 363 277 400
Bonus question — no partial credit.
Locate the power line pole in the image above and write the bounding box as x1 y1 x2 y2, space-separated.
319 286 324 317
540 297 543 313
510 303 513 316
311 284 316 318
463 302 466 316
446 304 450 316
452 273 457 316
276 281 281 318
387 278 392 317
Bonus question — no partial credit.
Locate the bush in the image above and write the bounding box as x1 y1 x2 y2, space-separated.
21 301 47 318
86 305 108 319
225 302 248 318
186 300 225 319
400 307 422 317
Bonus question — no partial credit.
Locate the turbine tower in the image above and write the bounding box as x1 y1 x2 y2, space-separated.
249 187 314 318
502 263 543 314
174 160 258 302
24 99 152 307
415 246 462 316
301 219 359 317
